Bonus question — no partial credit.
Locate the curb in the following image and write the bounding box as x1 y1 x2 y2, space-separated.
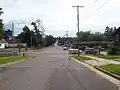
95 66 120 80
72 57 120 86
0 59 25 67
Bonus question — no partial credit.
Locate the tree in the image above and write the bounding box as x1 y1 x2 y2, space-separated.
18 25 31 46
31 21 42 47
0 8 3 16
0 8 4 39
104 26 114 41
45 35 55 46
76 31 91 41
0 21 4 39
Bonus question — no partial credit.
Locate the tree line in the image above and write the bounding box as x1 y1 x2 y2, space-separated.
58 26 118 46
0 7 118 47
17 21 56 48
76 26 117 42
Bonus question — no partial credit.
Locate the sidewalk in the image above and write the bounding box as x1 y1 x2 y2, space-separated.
84 55 120 66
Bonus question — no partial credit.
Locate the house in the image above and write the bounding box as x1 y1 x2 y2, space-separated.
113 27 120 43
112 27 120 54
0 39 7 49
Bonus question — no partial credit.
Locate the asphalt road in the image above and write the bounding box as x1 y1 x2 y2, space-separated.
0 46 118 90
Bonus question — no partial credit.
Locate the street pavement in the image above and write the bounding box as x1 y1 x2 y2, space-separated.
0 46 118 90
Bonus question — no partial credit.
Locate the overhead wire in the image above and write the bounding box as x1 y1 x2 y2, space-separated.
83 0 111 20
83 0 99 15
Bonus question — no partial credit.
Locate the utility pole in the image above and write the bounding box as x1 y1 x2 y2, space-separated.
72 5 84 56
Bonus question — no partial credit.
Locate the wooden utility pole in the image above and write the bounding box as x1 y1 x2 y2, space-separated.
72 5 84 56
72 5 84 33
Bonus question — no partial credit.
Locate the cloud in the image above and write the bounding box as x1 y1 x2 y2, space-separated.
1 0 120 37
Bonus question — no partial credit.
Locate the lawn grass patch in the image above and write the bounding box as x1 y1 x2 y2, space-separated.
72 55 91 61
100 64 120 76
98 55 120 60
88 55 120 60
0 56 25 65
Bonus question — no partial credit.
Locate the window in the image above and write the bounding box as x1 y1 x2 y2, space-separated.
116 34 119 41
117 49 119 51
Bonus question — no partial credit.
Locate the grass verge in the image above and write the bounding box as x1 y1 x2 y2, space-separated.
98 55 120 60
0 56 25 65
72 55 91 61
89 55 120 60
100 64 120 76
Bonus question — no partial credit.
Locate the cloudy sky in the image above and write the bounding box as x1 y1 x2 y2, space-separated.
0 0 120 37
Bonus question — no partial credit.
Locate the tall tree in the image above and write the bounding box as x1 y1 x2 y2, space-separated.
31 21 42 47
0 21 4 39
76 31 91 41
0 8 4 39
18 25 31 46
104 26 114 41
45 35 55 46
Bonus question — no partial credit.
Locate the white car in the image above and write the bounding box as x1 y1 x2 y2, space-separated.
63 47 68 50
69 49 82 54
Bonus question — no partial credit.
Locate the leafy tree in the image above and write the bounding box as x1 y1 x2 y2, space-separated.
45 35 55 46
88 32 103 41
31 21 42 47
76 31 91 41
18 25 31 46
0 8 4 39
104 26 114 41
0 21 4 39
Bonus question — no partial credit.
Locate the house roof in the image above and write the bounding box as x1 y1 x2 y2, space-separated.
75 41 111 44
113 27 120 35
0 39 6 43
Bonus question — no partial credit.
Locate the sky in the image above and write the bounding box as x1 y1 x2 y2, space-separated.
0 0 120 37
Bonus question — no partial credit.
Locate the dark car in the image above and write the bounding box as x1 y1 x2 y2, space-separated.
85 48 97 54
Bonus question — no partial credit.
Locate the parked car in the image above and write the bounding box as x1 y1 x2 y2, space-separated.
85 48 97 54
69 48 82 54
63 47 68 50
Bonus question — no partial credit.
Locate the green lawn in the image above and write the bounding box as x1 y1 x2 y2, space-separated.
0 56 25 65
72 55 91 61
100 64 120 76
88 55 120 60
97 55 120 60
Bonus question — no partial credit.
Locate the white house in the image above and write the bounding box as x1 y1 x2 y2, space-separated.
0 39 7 49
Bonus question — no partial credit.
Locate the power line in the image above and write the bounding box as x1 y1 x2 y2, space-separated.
83 0 99 15
84 0 111 20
